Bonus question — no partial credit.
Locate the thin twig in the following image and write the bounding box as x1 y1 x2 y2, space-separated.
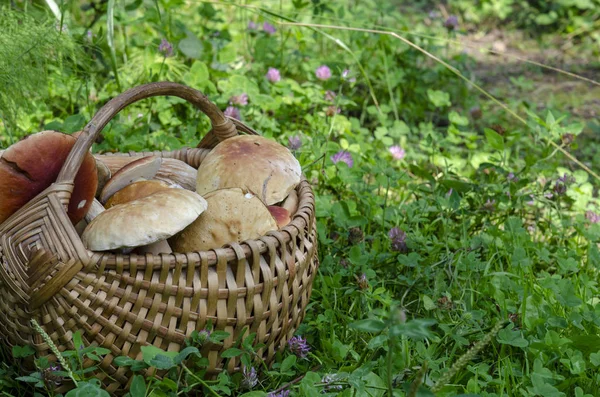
270 365 322 394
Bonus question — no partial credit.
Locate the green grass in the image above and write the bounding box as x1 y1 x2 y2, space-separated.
1 1 600 396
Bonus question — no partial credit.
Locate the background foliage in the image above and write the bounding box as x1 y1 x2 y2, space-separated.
1 0 600 396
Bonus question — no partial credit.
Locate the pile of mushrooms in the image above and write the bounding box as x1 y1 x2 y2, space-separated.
0 130 301 255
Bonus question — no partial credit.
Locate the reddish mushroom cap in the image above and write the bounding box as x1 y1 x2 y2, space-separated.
0 130 98 225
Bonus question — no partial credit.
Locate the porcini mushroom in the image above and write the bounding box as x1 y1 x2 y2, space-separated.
94 155 198 191
268 206 291 228
99 156 162 204
0 131 98 225
95 159 112 199
195 135 302 205
280 189 299 215
82 189 207 252
105 180 173 209
169 188 278 252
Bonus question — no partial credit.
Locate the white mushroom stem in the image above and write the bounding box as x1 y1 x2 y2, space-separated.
136 240 173 255
84 199 105 223
0 149 4 159
95 159 112 199
281 189 299 215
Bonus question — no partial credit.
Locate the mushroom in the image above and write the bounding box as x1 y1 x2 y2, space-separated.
81 189 207 252
268 206 291 228
169 188 278 252
0 131 98 225
154 159 198 191
76 198 106 237
95 159 112 199
280 189 299 215
93 155 198 191
195 135 301 205
84 198 106 223
99 156 162 204
105 180 173 209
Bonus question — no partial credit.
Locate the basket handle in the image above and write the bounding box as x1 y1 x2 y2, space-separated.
56 82 237 185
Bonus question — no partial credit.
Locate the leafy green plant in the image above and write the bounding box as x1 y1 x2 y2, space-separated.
1 0 600 396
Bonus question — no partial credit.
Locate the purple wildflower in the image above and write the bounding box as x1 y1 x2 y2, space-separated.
428 10 441 19
483 199 496 212
268 391 290 397
224 106 241 120
229 93 249 106
357 273 369 290
446 188 453 198
288 336 310 359
388 227 407 252
86 30 93 42
326 105 341 117
470 106 482 120
330 150 354 168
288 136 302 150
507 172 517 182
248 21 258 30
586 211 600 224
526 194 535 205
562 133 575 146
389 145 406 160
266 67 281 83
159 38 174 57
195 329 211 345
553 174 574 196
241 366 258 389
315 65 332 80
263 22 276 34
325 90 336 102
444 15 459 30
342 69 356 83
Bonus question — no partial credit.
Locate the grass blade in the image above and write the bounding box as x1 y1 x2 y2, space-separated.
107 0 121 90
43 0 62 21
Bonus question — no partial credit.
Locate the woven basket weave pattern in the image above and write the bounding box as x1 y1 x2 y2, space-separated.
0 83 319 394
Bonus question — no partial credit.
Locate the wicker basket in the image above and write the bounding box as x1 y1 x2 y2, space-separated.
0 82 318 394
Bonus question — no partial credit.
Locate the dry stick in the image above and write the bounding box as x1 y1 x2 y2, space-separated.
270 365 322 394
397 31 600 87
277 21 600 183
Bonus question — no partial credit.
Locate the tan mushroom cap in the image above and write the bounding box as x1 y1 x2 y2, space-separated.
105 180 173 209
196 135 301 205
82 189 207 251
169 188 277 252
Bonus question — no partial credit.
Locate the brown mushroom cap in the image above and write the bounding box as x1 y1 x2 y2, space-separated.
94 155 198 191
105 180 173 209
169 188 278 252
268 206 291 228
195 135 302 205
0 131 98 225
82 189 207 251
99 156 162 204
